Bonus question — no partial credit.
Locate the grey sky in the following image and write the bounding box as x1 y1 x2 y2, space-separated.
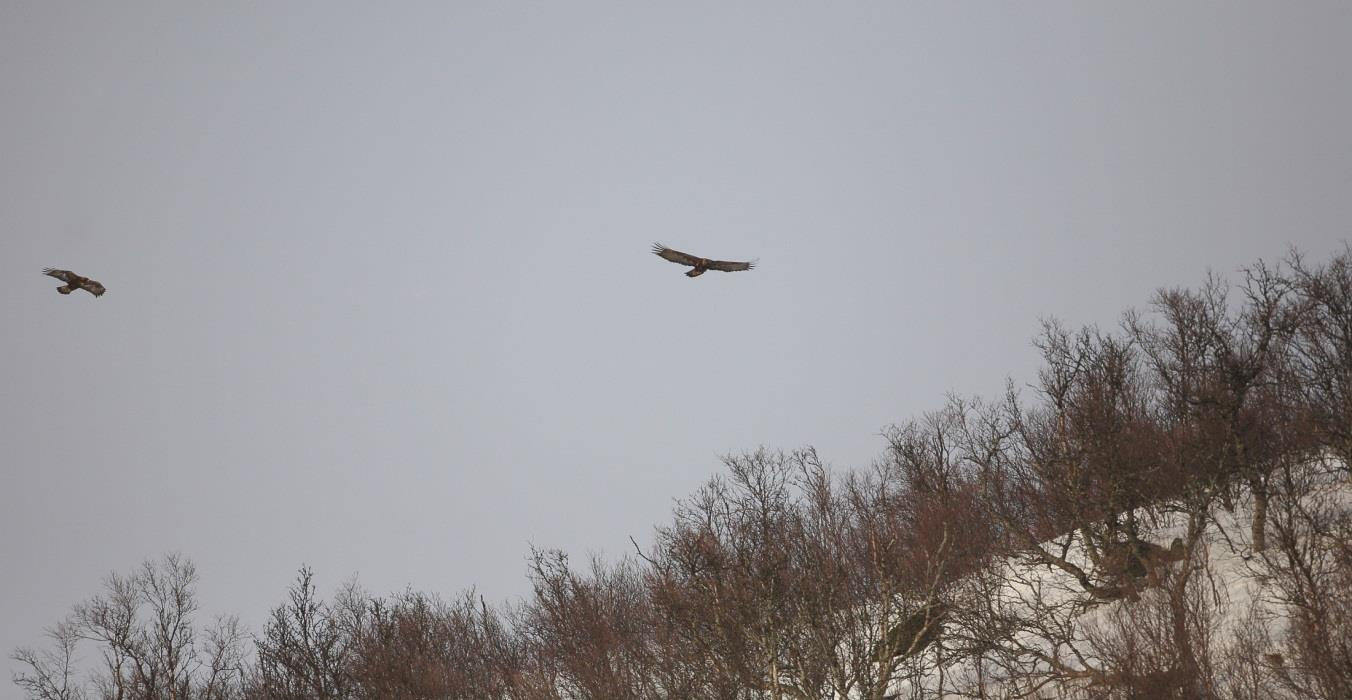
3 2 1350 688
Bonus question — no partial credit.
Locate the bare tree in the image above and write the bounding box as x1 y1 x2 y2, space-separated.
1128 266 1290 552
1286 247 1352 474
250 567 354 700
1254 459 1352 698
518 549 661 699
13 554 247 700
12 620 84 700
343 589 520 699
200 616 247 700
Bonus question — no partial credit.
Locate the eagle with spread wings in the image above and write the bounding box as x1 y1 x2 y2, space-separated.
652 243 756 277
43 268 106 297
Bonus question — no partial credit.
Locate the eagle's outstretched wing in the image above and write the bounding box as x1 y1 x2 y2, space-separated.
652 243 704 267
707 258 755 272
43 268 79 284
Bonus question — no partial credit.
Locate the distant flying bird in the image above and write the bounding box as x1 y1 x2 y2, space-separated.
652 243 756 278
43 268 106 297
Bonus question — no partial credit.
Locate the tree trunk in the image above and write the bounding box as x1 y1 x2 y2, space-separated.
1249 475 1268 552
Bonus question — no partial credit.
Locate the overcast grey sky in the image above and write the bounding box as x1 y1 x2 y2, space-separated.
3 2 1350 687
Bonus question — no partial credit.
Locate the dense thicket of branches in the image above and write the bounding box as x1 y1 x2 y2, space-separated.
14 249 1352 699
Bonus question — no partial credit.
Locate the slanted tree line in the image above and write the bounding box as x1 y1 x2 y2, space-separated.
14 248 1352 699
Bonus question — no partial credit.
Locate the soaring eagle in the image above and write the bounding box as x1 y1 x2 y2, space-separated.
652 243 755 277
43 268 106 297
